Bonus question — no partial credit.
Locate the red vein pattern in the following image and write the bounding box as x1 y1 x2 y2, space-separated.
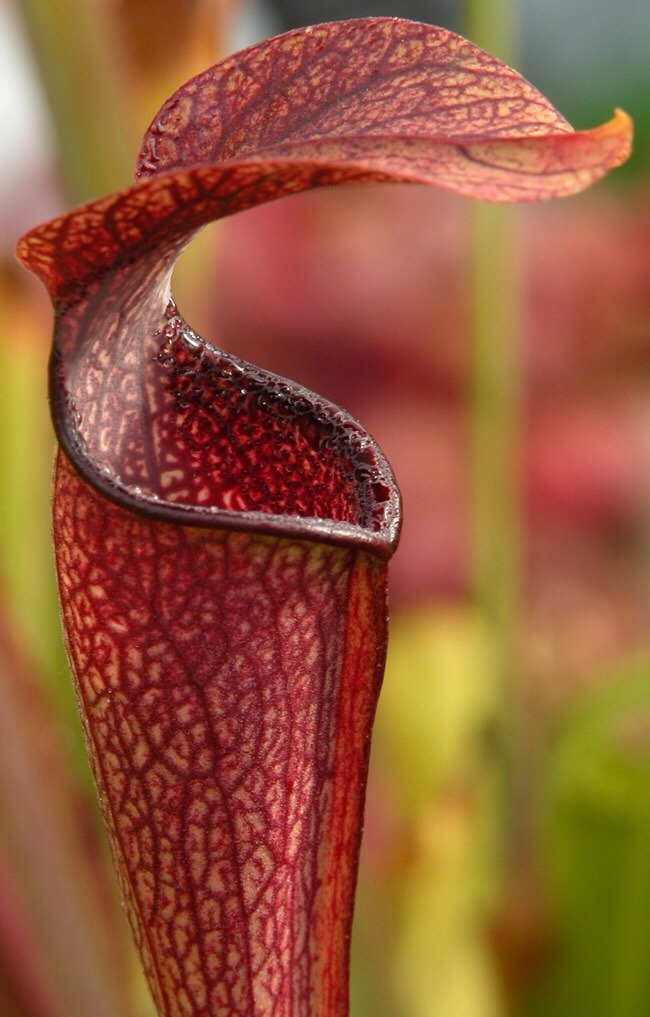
54 453 386 1016
15 16 632 1017
18 20 630 303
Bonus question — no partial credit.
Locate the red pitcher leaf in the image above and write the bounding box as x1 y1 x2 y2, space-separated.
52 452 388 1017
15 16 632 1017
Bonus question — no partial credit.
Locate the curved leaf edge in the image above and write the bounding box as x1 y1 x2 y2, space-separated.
16 109 632 305
48 301 402 561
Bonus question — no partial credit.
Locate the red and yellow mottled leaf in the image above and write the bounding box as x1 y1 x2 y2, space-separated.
18 19 630 303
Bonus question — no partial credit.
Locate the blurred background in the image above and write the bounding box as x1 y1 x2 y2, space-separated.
0 1 649 1015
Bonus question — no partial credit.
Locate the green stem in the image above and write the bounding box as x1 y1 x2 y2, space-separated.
17 0 135 202
464 0 523 725
467 200 523 683
464 0 524 933
464 0 519 65
465 0 522 632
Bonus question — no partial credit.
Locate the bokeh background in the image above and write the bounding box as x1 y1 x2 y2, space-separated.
1 1 649 1015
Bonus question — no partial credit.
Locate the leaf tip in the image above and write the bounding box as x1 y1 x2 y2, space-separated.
606 108 634 166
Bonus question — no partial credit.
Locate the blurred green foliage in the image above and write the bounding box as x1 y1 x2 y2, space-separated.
529 656 650 1017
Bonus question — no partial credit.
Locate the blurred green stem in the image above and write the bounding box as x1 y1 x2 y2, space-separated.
466 0 522 667
467 199 522 686
464 0 524 921
465 0 519 65
17 0 135 202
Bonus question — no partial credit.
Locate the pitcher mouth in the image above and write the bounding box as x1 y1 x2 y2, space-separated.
49 298 401 561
